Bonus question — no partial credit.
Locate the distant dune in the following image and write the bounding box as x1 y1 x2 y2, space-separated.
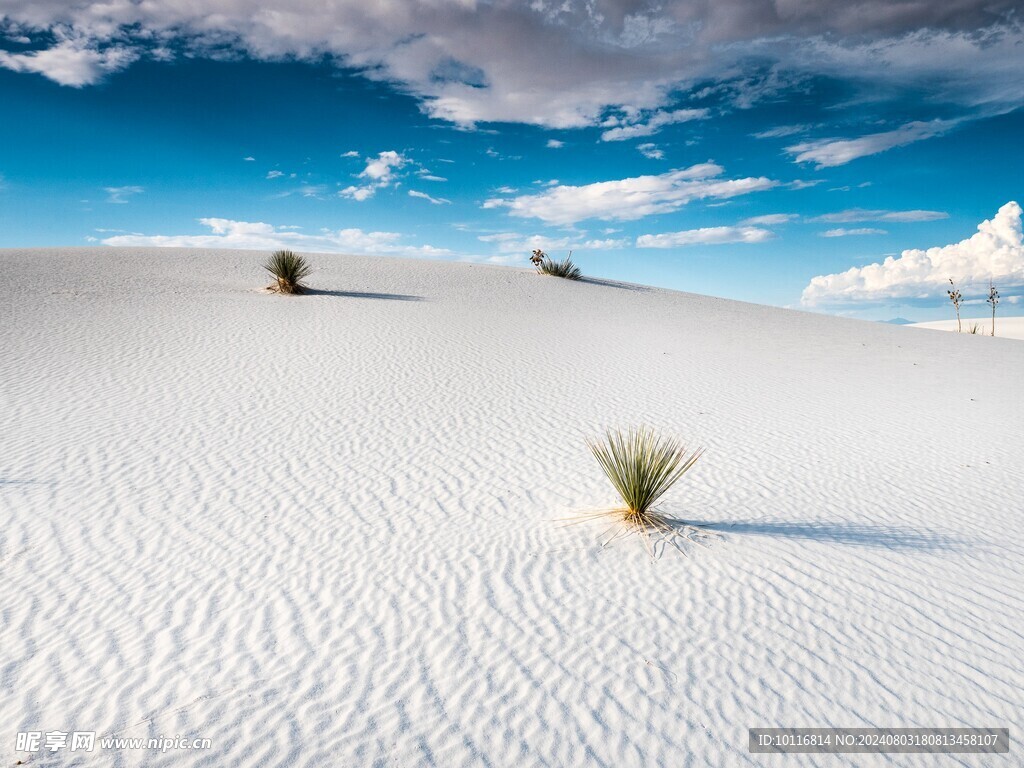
2 247 1022 767
911 316 1024 341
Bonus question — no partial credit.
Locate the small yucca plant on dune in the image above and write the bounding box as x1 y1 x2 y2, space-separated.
532 249 582 280
578 426 716 554
264 250 313 294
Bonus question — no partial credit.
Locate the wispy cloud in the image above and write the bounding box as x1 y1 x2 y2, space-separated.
637 225 774 248
753 124 813 139
803 201 1024 304
812 208 948 223
741 213 798 226
600 108 709 142
104 185 144 204
786 119 960 168
545 139 565 148
478 232 628 254
266 170 284 179
408 190 451 205
820 227 888 237
483 163 776 226
101 217 454 258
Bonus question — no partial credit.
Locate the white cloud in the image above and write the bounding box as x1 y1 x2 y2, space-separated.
820 227 887 237
786 119 960 168
0 39 136 87
479 232 628 254
104 185 144 204
339 150 407 201
341 150 360 158
753 124 813 139
600 108 709 142
637 143 664 160
545 139 565 149
813 208 949 223
483 163 776 226
0 3 1020 131
266 170 284 179
418 174 447 182
408 189 451 205
802 201 1024 304
788 179 825 190
243 156 255 161
362 151 405 181
100 217 453 258
741 213 798 226
636 226 774 248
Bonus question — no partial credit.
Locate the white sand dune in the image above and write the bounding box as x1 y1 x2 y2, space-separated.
2 247 1022 767
910 317 1024 341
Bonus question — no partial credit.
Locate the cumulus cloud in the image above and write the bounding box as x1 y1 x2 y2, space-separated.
0 2 1019 129
339 150 406 201
0 39 136 87
104 185 143 203
266 170 284 179
600 108 709 141
786 119 960 167
545 139 565 148
813 208 949 223
483 162 776 226
636 225 774 248
820 227 887 237
802 201 1024 304
100 217 453 258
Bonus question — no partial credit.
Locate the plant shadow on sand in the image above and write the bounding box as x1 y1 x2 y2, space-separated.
596 517 961 560
304 289 425 301
701 520 961 550
579 277 651 292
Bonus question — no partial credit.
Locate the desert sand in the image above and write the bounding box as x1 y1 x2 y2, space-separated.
2 247 1022 766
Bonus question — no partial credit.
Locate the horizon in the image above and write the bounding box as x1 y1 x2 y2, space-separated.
1 2 1022 322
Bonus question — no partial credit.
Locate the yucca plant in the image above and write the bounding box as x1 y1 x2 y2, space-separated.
579 426 714 554
534 249 582 280
264 250 313 294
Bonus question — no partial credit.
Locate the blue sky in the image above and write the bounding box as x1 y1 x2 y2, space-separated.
0 2 1022 320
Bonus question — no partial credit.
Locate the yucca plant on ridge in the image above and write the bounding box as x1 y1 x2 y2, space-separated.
264 250 313 294
531 249 582 280
573 426 716 555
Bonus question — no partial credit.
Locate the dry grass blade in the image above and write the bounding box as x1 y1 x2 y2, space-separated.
583 426 716 556
264 250 313 294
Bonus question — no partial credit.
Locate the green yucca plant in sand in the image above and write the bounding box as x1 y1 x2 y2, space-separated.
531 249 582 280
578 426 716 554
264 250 313 294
